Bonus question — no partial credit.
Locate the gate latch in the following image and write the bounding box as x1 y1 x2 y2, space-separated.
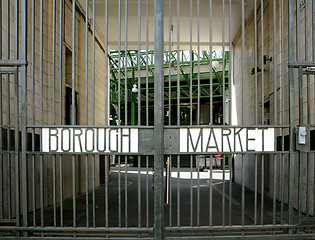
296 125 310 152
298 126 307 145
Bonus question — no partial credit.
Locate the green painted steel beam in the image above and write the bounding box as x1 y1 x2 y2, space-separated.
109 50 230 108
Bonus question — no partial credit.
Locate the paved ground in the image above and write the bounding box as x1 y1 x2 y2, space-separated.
30 167 295 229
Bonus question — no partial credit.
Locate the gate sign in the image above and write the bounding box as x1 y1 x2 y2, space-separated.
42 128 138 153
180 128 275 153
42 127 275 153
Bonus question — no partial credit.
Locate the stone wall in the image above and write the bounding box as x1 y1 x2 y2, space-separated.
232 0 315 214
0 0 108 217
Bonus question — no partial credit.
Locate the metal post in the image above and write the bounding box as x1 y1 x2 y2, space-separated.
288 0 295 229
165 157 170 205
21 0 28 231
154 0 164 238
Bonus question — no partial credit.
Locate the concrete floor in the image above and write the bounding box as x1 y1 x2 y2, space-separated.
30 167 296 230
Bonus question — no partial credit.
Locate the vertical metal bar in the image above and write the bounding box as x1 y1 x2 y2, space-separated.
168 0 173 227
272 0 277 225
52 0 57 228
118 0 122 228
154 0 165 237
197 0 201 227
288 0 295 228
313 0 315 62
138 154 141 227
92 156 95 227
228 0 232 226
137 0 142 229
177 156 180 227
189 0 193 225
260 0 265 226
104 0 109 228
166 157 170 205
146 156 149 228
92 0 96 228
197 0 200 125
145 0 149 229
118 156 121 227
168 0 171 128
169 155 172 226
124 0 128 126
253 0 258 226
118 1 121 126
31 0 36 227
138 1 141 127
124 0 128 228
176 0 180 228
222 0 225 125
6 0 11 221
209 155 213 226
296 0 303 225
59 0 64 227
280 0 284 224
21 0 28 231
241 0 245 226
124 154 127 227
0 0 3 222
85 0 89 228
229 154 232 226
39 0 44 227
313 0 315 219
72 0 76 228
105 155 108 227
14 0 20 228
305 0 310 217
222 0 226 225
190 155 193 227
146 0 149 127
189 0 192 127
176 0 180 127
209 0 213 125
261 154 265 225
6 81 11 220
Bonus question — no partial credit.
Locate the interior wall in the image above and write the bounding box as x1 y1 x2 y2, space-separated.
232 0 315 215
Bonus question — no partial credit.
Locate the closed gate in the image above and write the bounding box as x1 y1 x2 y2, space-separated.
0 0 315 239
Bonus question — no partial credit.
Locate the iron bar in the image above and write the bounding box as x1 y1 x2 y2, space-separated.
288 0 295 227
59 0 64 227
85 0 89 228
241 0 245 227
137 0 142 229
228 0 232 226
39 0 44 227
272 0 277 225
209 0 213 125
104 0 109 229
154 0 165 237
0 0 2 220
52 0 57 228
92 0 96 228
280 0 284 225
72 0 76 228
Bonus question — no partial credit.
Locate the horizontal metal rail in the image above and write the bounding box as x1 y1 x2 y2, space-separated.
0 59 27 66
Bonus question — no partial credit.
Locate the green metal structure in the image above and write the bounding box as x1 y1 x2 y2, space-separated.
109 50 230 125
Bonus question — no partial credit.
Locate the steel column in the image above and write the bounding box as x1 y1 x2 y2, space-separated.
154 0 164 239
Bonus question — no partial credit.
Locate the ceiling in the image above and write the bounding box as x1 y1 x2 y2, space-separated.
78 0 254 50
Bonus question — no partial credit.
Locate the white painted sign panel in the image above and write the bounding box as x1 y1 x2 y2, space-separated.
42 127 275 153
179 128 275 153
42 128 138 153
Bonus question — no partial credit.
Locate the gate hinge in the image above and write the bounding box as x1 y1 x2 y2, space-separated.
295 125 310 152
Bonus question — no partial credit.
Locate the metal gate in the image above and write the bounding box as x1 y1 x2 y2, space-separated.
0 0 315 239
